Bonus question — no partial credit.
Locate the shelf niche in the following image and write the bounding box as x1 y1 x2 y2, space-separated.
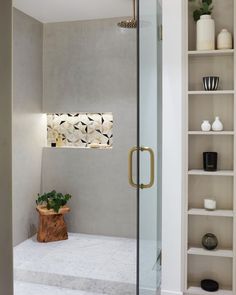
185 0 235 294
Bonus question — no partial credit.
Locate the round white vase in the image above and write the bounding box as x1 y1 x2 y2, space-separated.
217 29 233 50
196 15 215 51
212 116 223 131
201 120 211 132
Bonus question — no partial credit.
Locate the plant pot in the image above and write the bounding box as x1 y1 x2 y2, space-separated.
36 205 70 243
197 15 215 51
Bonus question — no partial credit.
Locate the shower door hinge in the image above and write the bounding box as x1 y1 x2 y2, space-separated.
158 25 163 41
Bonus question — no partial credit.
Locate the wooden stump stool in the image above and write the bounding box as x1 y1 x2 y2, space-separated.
36 205 70 243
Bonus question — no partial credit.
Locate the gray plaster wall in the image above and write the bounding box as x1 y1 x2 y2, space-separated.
13 9 46 246
0 0 13 293
42 18 137 238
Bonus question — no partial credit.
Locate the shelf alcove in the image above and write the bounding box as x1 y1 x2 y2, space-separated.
184 0 236 294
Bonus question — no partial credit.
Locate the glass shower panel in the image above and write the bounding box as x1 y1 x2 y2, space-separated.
138 0 162 294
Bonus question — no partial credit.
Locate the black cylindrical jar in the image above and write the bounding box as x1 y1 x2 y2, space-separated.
203 152 218 172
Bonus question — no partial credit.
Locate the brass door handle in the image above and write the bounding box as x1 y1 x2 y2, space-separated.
129 147 138 188
140 147 155 189
128 146 155 189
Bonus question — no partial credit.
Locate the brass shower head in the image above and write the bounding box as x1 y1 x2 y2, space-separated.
118 0 137 29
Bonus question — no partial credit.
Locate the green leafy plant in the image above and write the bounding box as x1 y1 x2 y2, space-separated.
36 190 72 213
190 0 213 22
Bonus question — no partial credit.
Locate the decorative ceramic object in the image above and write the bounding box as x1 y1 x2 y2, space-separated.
201 120 211 132
204 199 216 211
197 15 215 51
212 116 223 131
202 233 218 250
201 280 219 292
203 152 218 172
203 76 219 91
217 29 233 50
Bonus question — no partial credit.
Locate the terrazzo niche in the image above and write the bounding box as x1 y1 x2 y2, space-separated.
47 113 113 149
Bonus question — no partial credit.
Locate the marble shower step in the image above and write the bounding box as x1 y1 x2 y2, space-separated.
14 233 136 295
14 281 108 295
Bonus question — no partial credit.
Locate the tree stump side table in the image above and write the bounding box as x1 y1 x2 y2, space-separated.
36 205 70 243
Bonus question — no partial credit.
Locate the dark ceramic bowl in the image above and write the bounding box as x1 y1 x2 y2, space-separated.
203 76 220 91
201 279 219 292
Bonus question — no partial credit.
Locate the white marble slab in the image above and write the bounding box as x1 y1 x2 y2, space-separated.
14 233 136 295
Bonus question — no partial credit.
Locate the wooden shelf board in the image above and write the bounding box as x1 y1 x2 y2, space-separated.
188 209 234 217
188 131 234 135
188 170 234 176
187 247 233 258
188 49 234 57
188 90 234 95
186 286 233 295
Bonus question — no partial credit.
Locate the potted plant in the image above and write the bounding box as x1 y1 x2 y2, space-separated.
190 0 215 50
36 190 72 243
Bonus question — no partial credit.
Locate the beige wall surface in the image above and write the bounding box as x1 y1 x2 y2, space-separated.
0 0 13 294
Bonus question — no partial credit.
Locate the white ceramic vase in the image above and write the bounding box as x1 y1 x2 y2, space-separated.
212 117 223 131
217 29 233 50
201 120 211 132
197 15 215 51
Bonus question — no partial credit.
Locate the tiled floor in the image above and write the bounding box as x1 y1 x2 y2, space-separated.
14 233 136 295
14 281 108 295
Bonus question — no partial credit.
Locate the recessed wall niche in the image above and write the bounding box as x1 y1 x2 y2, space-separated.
47 113 113 148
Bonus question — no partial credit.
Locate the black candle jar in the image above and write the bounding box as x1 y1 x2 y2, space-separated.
203 152 218 171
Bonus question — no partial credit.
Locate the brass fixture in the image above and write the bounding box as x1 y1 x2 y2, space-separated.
118 0 137 29
128 146 155 189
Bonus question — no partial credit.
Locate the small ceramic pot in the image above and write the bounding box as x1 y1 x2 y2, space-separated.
203 76 219 91
201 120 211 132
204 199 216 211
217 29 233 50
201 280 219 292
202 233 218 250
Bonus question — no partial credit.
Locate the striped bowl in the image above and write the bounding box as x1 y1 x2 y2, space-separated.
203 76 220 91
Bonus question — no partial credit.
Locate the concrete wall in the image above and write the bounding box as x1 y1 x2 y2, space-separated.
42 18 137 238
13 9 46 246
0 0 13 293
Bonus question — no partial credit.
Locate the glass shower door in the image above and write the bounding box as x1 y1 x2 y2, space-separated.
138 0 162 294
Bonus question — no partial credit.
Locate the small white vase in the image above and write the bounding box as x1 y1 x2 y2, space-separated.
212 117 223 131
217 29 233 50
197 15 215 51
201 120 211 132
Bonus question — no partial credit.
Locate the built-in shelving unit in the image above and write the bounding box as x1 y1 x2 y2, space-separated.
184 1 236 294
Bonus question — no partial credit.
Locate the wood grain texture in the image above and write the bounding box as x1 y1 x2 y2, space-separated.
37 206 69 243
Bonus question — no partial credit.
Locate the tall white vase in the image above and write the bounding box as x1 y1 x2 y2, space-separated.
196 15 215 51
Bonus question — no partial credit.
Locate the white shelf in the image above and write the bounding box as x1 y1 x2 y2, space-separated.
188 170 234 176
188 49 234 57
188 209 234 217
188 131 234 135
187 247 233 258
188 90 234 95
186 286 233 295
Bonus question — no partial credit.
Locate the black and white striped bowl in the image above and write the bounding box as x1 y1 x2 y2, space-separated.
203 76 220 91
